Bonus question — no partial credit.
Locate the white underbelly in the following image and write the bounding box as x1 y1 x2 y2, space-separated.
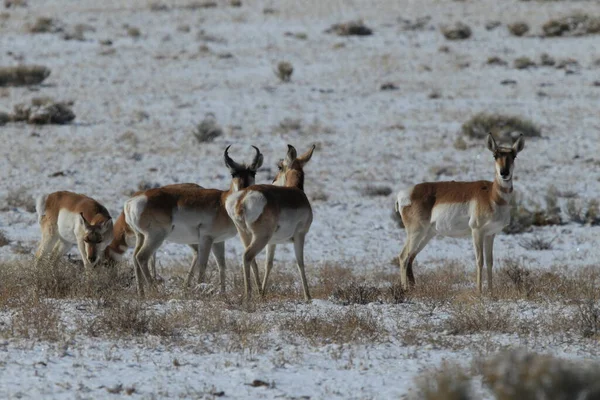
431 202 472 237
268 210 310 244
167 210 236 244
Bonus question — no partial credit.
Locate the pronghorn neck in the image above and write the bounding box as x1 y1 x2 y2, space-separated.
285 170 304 191
492 175 513 205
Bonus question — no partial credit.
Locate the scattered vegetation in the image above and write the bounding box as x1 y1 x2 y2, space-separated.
508 22 529 36
326 20 373 36
486 56 507 66
412 363 472 400
2 186 36 212
192 113 223 143
0 230 9 247
540 53 556 66
11 97 75 125
566 199 600 225
461 112 541 141
27 17 62 33
513 56 536 69
275 61 293 82
441 22 472 40
361 185 392 197
126 26 141 38
398 16 433 31
0 65 50 86
332 282 405 305
445 300 514 334
518 233 555 250
542 13 600 37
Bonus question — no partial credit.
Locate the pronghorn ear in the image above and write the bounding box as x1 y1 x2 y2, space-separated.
512 134 525 154
297 144 316 166
285 144 297 165
79 213 92 229
486 133 498 153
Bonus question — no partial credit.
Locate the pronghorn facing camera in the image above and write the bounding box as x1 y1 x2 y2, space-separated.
226 144 315 300
35 191 113 269
105 183 224 280
396 134 525 293
124 146 264 296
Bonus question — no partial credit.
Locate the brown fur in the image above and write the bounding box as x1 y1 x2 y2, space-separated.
41 191 111 227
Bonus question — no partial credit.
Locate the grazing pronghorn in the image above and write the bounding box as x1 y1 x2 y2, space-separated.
396 133 525 293
35 191 114 269
124 146 263 296
105 183 226 280
226 144 315 300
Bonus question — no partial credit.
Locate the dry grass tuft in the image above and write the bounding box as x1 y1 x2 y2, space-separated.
507 22 529 36
192 113 223 143
566 199 600 225
518 233 555 250
444 300 514 334
486 56 507 66
8 295 64 341
542 13 600 37
326 20 373 36
461 112 540 141
281 308 384 345
0 230 10 247
441 22 471 40
0 65 50 86
275 61 293 82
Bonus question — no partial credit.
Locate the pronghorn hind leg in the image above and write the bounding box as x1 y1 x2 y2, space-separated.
472 229 485 294
398 225 432 290
132 232 146 296
261 244 276 296
210 242 226 294
135 230 167 292
407 226 436 286
241 233 270 300
484 234 495 294
293 233 311 301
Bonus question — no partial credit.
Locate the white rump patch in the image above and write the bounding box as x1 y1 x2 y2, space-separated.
123 195 148 233
225 191 244 221
242 191 267 225
396 187 413 209
35 194 48 224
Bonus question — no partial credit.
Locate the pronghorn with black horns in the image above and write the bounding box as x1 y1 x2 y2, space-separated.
396 133 525 293
123 146 263 296
226 144 315 301
35 191 114 269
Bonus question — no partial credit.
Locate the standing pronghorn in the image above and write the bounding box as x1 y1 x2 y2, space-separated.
124 146 263 296
226 144 315 300
35 191 114 269
105 183 225 280
396 134 525 293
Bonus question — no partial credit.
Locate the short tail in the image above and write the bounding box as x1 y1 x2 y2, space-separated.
123 195 147 234
35 194 48 224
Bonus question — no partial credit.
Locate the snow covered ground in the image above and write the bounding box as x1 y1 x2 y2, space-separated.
1 0 600 398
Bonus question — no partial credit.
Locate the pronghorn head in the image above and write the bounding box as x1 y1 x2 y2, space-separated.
224 145 264 191
273 144 316 190
79 213 113 266
487 133 525 183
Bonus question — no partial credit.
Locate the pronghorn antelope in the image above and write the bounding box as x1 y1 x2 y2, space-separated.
105 183 225 280
226 144 315 300
396 133 525 293
124 146 263 296
35 191 114 269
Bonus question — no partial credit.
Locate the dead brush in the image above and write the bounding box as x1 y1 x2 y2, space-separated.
326 20 373 36
518 233 555 250
275 61 293 82
2 186 36 212
0 65 51 86
0 230 9 247
8 294 64 341
542 13 600 37
192 113 223 143
496 259 534 298
440 22 472 40
566 199 600 225
281 308 384 345
483 350 600 399
412 363 472 400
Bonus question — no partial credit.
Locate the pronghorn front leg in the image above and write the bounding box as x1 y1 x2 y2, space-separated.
472 229 485 293
195 236 214 287
76 238 92 272
484 234 495 293
210 242 226 294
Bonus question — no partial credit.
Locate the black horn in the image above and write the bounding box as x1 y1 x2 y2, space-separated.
224 145 242 171
250 145 264 170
